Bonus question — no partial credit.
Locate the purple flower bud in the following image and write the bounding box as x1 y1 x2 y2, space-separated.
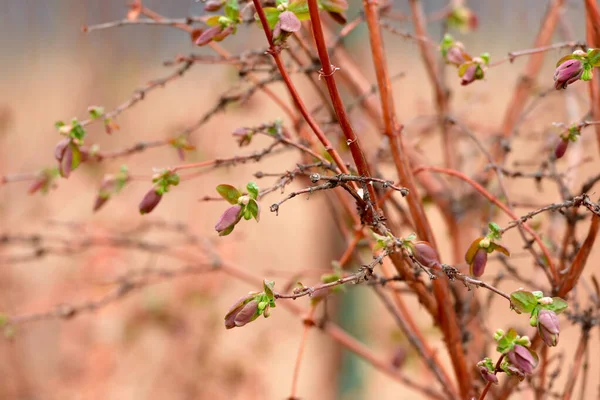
213 26 234 42
554 138 569 159
55 139 80 178
28 178 46 195
446 46 467 66
272 21 282 39
461 64 478 86
554 59 583 90
278 11 301 33
470 248 488 277
54 138 70 161
505 364 526 380
59 143 75 178
478 366 499 384
226 299 259 328
224 293 257 329
203 0 223 12
507 345 538 375
139 188 162 215
195 26 223 46
215 204 243 235
537 309 560 347
391 347 408 369
232 127 253 147
412 241 441 270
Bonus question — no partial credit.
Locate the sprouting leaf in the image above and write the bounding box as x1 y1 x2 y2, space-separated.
88 106 105 120
263 280 275 300
246 181 260 199
544 297 568 314
588 48 600 67
488 222 501 238
496 328 518 354
247 198 260 222
225 0 239 21
510 290 538 314
70 119 86 141
216 184 242 204
319 0 348 13
288 0 310 20
261 7 282 29
489 242 510 257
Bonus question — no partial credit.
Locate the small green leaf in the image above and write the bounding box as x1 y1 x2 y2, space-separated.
489 242 510 257
319 0 348 13
55 120 66 130
496 328 518 354
405 233 417 241
247 198 260 222
216 184 242 204
70 143 82 170
241 207 251 220
261 7 282 29
480 52 490 65
225 0 239 21
581 64 593 81
263 280 275 300
321 273 340 283
88 106 105 120
70 119 86 140
246 181 260 199
510 290 538 314
588 48 600 67
488 222 501 236
288 0 310 20
544 297 568 314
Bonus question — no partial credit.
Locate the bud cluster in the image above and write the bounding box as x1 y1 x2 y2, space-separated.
464 222 509 277
214 182 261 236
440 34 490 86
224 280 277 329
553 48 600 90
510 290 567 347
139 169 181 215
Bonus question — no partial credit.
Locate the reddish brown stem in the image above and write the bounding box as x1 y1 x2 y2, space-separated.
408 0 454 170
561 330 589 400
584 0 600 154
251 0 351 178
289 305 315 400
363 1 469 396
305 0 378 207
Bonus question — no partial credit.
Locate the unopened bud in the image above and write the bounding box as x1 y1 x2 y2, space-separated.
537 309 560 347
507 345 538 375
139 188 163 215
470 248 488 277
554 138 569 159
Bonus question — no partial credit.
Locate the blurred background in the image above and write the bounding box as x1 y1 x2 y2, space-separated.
0 1 598 399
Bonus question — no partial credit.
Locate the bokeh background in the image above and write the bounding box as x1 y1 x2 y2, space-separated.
0 1 598 399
